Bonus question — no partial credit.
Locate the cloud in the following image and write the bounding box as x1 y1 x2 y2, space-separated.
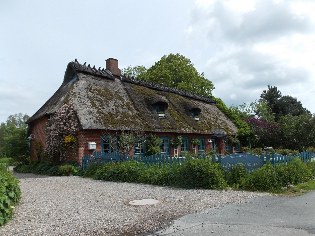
192 0 312 44
207 48 310 88
187 0 315 112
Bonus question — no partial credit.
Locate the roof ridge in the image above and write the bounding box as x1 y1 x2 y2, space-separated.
71 59 114 80
121 76 216 104
69 59 215 104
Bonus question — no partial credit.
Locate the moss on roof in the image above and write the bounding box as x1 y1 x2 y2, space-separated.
28 61 237 135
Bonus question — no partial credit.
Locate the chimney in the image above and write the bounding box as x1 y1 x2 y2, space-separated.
106 58 121 77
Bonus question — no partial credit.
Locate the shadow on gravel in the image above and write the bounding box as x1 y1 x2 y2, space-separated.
7 166 49 179
12 172 49 179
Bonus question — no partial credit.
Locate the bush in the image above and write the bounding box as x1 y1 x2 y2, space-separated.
0 169 21 226
83 157 315 192
285 158 312 184
14 162 80 176
226 164 249 189
140 164 181 186
178 158 227 189
275 158 312 187
244 163 281 192
46 166 62 176
33 163 54 175
14 163 33 173
307 161 315 178
275 149 299 155
0 158 15 166
88 159 226 189
59 164 78 176
83 163 103 178
94 161 146 183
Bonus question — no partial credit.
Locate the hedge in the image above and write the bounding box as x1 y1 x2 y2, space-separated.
0 169 21 226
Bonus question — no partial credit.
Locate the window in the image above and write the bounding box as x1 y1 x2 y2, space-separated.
101 136 111 153
181 137 189 152
153 101 168 118
225 140 232 153
101 136 118 153
134 140 145 156
198 138 205 153
160 137 170 154
190 108 201 121
211 139 216 152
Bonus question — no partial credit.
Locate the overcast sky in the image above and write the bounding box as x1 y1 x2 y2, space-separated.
1 0 315 123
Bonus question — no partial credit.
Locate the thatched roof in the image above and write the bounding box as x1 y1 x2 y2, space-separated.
28 60 237 135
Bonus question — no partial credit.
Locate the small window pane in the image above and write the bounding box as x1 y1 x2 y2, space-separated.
181 137 189 152
160 137 170 154
198 138 205 152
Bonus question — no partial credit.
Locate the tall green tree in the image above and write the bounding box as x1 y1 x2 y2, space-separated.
131 53 215 97
279 114 315 150
276 95 310 117
260 85 309 121
260 85 281 115
0 113 29 159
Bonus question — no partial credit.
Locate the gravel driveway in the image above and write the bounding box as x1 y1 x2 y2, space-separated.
0 174 268 236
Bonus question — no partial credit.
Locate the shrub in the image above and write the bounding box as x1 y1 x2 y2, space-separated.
178 158 227 189
0 169 21 226
307 161 315 178
244 163 281 192
251 148 263 155
83 163 104 178
14 162 80 176
33 163 54 175
14 163 33 173
0 158 15 166
275 149 299 155
46 166 62 176
139 164 181 186
226 164 249 189
94 161 146 183
285 158 312 184
58 164 78 176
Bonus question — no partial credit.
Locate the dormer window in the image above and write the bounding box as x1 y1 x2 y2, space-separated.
190 108 201 121
153 101 168 118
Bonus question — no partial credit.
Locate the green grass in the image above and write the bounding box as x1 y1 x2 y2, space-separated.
282 180 315 196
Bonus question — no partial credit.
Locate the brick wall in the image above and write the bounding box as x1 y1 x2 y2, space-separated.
77 131 226 164
29 116 49 162
29 121 226 164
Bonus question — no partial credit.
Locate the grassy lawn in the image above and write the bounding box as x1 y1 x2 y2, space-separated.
282 180 315 196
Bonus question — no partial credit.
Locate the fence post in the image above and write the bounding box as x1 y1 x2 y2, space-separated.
272 153 275 165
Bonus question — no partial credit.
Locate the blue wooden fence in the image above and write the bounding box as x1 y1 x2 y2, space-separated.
82 151 315 171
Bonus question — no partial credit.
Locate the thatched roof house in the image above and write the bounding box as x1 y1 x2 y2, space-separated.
27 58 237 164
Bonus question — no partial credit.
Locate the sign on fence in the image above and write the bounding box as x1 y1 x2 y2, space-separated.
218 153 264 172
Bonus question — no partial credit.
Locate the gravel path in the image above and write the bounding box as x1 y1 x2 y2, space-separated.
0 174 268 236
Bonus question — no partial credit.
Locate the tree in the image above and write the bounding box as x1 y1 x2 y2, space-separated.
0 113 29 159
276 95 310 117
260 85 310 121
279 114 315 150
255 101 275 122
245 117 280 148
136 53 215 97
215 98 251 144
260 85 281 113
122 65 147 79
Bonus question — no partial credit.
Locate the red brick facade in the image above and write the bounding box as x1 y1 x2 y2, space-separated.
28 116 48 162
30 124 227 164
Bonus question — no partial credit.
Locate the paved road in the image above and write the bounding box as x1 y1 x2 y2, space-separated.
152 191 315 236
